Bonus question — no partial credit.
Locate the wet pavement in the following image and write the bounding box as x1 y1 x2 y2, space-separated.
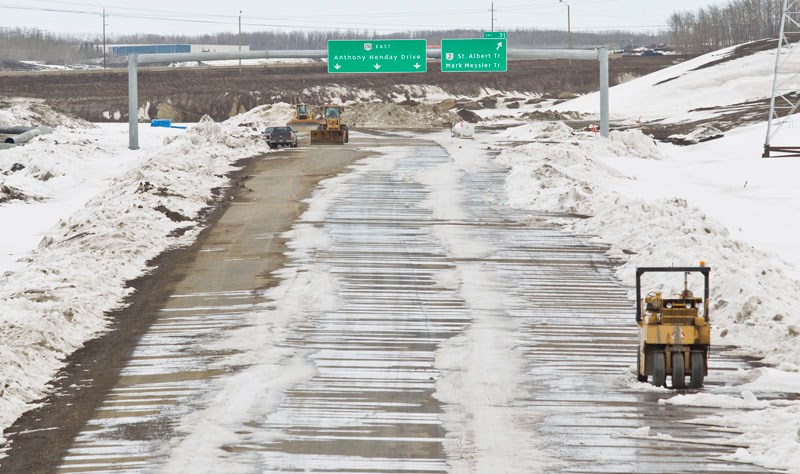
54 136 769 473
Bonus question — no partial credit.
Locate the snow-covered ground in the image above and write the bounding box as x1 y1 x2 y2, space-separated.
556 40 800 124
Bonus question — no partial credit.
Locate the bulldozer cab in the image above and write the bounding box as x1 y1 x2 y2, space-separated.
296 103 310 120
287 103 323 132
323 106 341 119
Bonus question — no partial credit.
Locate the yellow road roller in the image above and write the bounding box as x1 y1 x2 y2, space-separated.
636 265 711 389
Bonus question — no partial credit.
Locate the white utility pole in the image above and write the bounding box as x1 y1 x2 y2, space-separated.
238 11 242 73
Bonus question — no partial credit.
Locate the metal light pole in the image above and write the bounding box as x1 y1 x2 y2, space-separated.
102 8 107 68
559 0 572 49
238 11 242 73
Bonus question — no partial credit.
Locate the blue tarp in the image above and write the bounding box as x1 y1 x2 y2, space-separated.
151 119 188 130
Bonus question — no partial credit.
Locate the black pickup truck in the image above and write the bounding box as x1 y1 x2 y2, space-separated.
265 126 298 149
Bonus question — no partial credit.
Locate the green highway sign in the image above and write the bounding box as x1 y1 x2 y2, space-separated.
441 38 507 73
484 31 507 39
328 39 427 73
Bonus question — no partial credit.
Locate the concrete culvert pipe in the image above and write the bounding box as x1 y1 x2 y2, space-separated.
4 126 53 144
0 126 35 135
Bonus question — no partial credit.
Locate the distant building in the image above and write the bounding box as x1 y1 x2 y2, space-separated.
108 44 250 56
191 45 249 53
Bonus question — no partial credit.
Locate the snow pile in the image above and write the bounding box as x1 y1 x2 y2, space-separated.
1 129 113 203
497 126 658 215
0 110 271 443
0 98 88 129
225 102 295 129
497 122 574 142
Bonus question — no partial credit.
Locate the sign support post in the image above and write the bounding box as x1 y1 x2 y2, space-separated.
128 54 139 150
599 47 609 138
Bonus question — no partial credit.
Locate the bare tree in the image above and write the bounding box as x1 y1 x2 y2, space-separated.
1 26 667 65
668 0 787 53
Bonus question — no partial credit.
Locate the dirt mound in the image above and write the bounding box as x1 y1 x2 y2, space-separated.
345 102 457 128
638 95 776 142
521 110 581 121
456 109 482 123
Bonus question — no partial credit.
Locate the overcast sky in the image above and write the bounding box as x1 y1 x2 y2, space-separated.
0 0 722 38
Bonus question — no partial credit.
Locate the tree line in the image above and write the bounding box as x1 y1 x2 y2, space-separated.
0 27 666 64
115 29 666 51
667 0 791 53
0 27 101 63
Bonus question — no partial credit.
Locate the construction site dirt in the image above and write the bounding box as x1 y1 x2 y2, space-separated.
0 56 685 123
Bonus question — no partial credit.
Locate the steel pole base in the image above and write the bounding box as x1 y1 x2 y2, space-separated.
763 144 800 158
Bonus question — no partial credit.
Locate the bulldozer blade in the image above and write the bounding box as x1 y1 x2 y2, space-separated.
310 130 346 145
287 120 322 132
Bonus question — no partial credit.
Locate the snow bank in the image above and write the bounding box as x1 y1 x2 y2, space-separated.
497 121 573 142
496 125 800 367
0 97 88 129
0 105 276 444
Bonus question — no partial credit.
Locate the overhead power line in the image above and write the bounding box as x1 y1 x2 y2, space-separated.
3 1 662 33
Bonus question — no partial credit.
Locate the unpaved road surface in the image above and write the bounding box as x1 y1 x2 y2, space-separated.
0 143 366 473
2 133 769 473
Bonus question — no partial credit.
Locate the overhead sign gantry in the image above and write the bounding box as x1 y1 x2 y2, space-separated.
126 45 610 150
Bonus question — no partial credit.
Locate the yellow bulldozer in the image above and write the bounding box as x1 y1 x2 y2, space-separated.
636 265 711 389
310 105 349 145
287 103 323 132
